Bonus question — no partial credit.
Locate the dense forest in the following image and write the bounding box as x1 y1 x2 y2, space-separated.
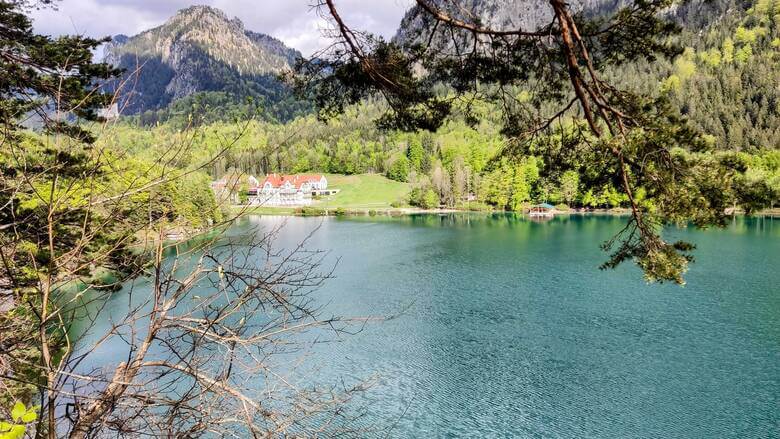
3 0 780 435
626 0 780 152
103 104 780 213
104 5 774 209
95 1 780 212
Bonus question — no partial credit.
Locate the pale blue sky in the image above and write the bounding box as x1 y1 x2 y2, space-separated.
31 0 413 56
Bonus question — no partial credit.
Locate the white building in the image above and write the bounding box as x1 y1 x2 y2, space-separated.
247 174 329 206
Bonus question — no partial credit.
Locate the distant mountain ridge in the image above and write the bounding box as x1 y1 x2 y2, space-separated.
106 1 746 125
393 0 739 47
393 0 625 48
105 5 304 120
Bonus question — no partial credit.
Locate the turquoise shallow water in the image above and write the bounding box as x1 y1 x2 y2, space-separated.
80 214 780 437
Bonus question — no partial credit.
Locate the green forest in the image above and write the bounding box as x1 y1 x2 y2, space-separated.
91 1 780 214
3 0 780 435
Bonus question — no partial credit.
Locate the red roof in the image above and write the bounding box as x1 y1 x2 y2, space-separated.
261 174 324 189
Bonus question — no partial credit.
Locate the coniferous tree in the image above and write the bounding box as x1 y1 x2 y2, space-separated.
0 0 119 141
295 0 767 283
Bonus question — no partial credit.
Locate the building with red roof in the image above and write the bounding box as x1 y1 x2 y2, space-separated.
247 174 329 206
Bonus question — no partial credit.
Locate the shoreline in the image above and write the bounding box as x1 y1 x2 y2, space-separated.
232 205 780 218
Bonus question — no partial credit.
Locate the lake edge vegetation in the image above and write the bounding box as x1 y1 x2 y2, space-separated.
1 0 780 436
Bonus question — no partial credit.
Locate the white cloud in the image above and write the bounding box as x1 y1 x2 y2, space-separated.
30 0 413 56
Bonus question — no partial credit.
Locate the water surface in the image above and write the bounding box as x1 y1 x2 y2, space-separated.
84 214 780 437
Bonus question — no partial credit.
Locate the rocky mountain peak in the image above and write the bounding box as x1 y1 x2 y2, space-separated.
107 5 298 75
104 5 302 115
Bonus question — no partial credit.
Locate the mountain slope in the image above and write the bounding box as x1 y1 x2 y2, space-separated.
393 0 629 48
394 0 740 48
105 5 305 120
393 0 780 152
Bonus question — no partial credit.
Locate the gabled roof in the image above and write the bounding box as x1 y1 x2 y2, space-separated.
533 203 556 209
262 174 284 187
261 174 325 189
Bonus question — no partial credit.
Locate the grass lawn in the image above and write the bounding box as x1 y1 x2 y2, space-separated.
235 206 297 215
316 174 410 209
232 174 410 215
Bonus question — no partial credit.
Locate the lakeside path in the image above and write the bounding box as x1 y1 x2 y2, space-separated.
231 205 466 216
231 205 780 217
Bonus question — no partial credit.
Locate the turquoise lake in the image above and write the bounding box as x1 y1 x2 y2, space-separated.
81 214 780 437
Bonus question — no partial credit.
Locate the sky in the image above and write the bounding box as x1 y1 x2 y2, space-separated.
30 0 414 56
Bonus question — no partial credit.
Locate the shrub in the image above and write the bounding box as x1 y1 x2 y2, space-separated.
0 402 38 439
368 209 377 216
408 187 439 209
456 201 492 211
297 207 326 216
386 155 410 182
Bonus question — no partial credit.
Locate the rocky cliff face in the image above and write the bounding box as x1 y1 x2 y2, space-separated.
105 5 301 114
393 0 610 46
393 0 731 47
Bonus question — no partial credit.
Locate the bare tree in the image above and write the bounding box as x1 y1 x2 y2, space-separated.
68 223 375 438
430 160 453 206
2 113 374 437
1 33 371 437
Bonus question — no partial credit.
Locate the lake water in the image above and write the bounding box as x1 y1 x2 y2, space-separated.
80 214 780 437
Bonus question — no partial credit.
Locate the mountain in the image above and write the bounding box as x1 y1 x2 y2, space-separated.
392 0 780 152
105 5 306 121
396 0 585 44
394 0 740 47
393 0 628 48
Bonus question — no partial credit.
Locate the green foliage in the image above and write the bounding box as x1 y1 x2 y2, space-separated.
559 170 580 205
19 1 771 287
387 155 411 182
173 172 224 227
632 7 780 152
0 1 120 142
698 48 722 67
1 134 223 290
133 92 291 128
660 74 682 93
410 187 439 209
295 0 772 283
477 157 541 211
296 206 326 216
735 26 759 44
661 49 697 91
0 402 38 439
406 136 426 173
722 37 735 63
734 43 753 64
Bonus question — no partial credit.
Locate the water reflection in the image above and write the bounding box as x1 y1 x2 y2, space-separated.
73 214 779 437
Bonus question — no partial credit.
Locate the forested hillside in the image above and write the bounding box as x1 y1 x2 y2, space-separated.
615 0 780 151
108 2 779 150
104 1 780 212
